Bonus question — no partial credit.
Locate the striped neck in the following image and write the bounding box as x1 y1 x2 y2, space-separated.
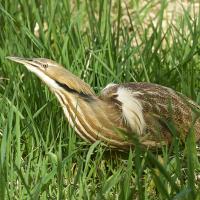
54 90 131 149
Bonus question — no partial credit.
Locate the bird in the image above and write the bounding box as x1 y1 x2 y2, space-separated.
7 56 200 150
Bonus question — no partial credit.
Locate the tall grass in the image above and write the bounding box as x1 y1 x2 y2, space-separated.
0 0 200 199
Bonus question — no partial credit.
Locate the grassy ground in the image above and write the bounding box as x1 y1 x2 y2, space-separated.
1 0 200 199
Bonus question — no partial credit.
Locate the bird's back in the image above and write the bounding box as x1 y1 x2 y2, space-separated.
100 82 200 146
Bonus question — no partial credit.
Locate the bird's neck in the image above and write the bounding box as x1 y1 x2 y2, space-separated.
54 90 130 148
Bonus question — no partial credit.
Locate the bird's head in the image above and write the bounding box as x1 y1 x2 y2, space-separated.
7 57 94 96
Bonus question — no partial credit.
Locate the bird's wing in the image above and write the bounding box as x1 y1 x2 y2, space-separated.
100 83 146 135
100 82 200 144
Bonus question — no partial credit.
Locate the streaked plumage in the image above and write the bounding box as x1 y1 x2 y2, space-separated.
7 57 200 150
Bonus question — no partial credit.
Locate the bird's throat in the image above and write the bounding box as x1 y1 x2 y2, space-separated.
54 90 131 148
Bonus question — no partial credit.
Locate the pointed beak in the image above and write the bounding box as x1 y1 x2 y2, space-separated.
6 56 34 65
6 56 44 70
6 56 52 86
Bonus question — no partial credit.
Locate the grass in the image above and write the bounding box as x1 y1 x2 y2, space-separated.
0 0 200 199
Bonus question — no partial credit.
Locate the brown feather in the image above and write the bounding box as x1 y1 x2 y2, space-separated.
8 57 200 150
100 82 200 146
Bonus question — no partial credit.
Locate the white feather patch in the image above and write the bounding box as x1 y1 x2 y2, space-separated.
101 83 117 95
117 87 145 135
103 83 116 90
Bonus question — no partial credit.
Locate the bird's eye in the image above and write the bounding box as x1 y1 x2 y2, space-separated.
43 64 48 68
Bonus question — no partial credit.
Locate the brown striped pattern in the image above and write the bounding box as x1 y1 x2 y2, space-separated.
100 82 200 144
8 57 200 150
55 90 132 149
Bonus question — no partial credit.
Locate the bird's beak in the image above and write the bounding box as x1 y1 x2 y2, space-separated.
7 56 32 65
6 56 57 89
6 56 42 68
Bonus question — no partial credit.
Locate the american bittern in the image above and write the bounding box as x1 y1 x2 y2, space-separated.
7 57 200 150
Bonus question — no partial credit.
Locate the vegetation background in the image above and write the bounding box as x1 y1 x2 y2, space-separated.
0 0 200 199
